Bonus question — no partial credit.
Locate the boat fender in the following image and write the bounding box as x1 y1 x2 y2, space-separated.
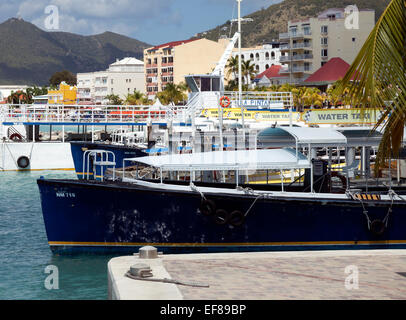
213 209 229 225
229 210 245 227
370 219 386 236
17 156 30 169
199 199 216 216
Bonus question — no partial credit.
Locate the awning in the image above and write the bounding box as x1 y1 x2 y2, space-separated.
279 127 347 145
126 148 310 171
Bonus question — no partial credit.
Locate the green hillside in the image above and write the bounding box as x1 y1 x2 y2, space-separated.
0 18 150 86
195 0 391 46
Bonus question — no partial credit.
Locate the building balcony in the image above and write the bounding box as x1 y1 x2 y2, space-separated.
279 31 312 40
280 44 291 51
280 54 314 63
280 42 312 51
161 62 174 67
280 66 312 73
280 55 291 62
77 92 92 98
292 42 312 49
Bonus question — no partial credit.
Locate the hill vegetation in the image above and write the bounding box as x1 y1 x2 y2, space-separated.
195 0 391 46
0 18 150 85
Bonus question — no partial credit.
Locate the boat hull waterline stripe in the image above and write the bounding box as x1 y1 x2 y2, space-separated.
49 240 406 247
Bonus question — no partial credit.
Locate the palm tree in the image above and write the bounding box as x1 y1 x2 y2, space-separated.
226 56 239 81
335 0 406 170
105 94 123 105
124 90 149 105
156 83 186 105
241 60 256 85
302 87 323 109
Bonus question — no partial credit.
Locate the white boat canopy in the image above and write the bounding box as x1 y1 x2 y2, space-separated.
280 127 348 145
125 148 311 172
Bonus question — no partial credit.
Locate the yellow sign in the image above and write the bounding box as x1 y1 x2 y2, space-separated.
201 108 301 122
302 108 384 125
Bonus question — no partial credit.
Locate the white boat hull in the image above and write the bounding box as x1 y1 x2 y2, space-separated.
0 142 74 171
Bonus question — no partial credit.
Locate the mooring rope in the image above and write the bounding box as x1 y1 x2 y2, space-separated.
125 271 209 288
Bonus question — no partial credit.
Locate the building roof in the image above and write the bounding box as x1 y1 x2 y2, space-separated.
255 65 285 80
148 39 199 51
304 57 350 84
110 57 144 66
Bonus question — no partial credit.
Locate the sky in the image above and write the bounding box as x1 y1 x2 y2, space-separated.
0 0 282 45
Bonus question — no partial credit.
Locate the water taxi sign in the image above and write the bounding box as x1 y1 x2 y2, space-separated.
302 108 384 125
201 108 301 122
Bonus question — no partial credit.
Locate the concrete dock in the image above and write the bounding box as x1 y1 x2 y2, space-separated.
108 249 406 300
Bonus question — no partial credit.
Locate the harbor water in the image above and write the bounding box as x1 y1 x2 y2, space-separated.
0 170 117 300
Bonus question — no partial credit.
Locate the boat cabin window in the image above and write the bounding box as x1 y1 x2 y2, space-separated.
185 75 221 92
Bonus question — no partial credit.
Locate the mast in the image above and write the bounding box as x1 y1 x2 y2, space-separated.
237 0 245 140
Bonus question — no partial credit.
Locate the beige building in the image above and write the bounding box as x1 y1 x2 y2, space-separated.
144 38 228 99
77 57 145 104
278 7 375 84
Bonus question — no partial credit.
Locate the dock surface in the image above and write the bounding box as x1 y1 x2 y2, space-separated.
108 250 406 300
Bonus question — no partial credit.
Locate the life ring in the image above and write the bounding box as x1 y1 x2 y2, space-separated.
17 156 30 169
219 96 231 108
213 209 229 225
370 219 386 236
330 171 347 193
199 199 216 216
229 210 245 227
9 133 23 141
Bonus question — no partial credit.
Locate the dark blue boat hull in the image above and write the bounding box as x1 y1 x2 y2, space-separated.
70 142 147 179
37 179 406 254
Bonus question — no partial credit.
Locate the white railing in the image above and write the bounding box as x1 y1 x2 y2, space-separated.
0 104 174 124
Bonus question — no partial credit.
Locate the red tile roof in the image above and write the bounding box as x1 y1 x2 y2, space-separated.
148 39 199 51
305 57 350 83
255 65 285 80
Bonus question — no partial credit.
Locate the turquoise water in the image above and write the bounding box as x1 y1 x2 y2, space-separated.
0 171 118 300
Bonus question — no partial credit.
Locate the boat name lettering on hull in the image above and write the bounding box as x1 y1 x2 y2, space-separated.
56 191 76 198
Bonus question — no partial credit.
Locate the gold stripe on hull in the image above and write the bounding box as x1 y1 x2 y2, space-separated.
48 240 406 247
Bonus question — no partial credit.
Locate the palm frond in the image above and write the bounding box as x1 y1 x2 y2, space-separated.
335 0 406 171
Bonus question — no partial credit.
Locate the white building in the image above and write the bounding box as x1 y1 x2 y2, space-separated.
232 42 282 75
0 85 29 102
77 57 145 104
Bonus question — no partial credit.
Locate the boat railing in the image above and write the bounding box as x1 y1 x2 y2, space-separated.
1 104 173 124
83 150 116 181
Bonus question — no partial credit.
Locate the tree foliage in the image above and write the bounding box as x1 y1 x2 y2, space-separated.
105 94 123 105
156 83 187 105
124 90 151 105
49 70 77 87
334 0 406 170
